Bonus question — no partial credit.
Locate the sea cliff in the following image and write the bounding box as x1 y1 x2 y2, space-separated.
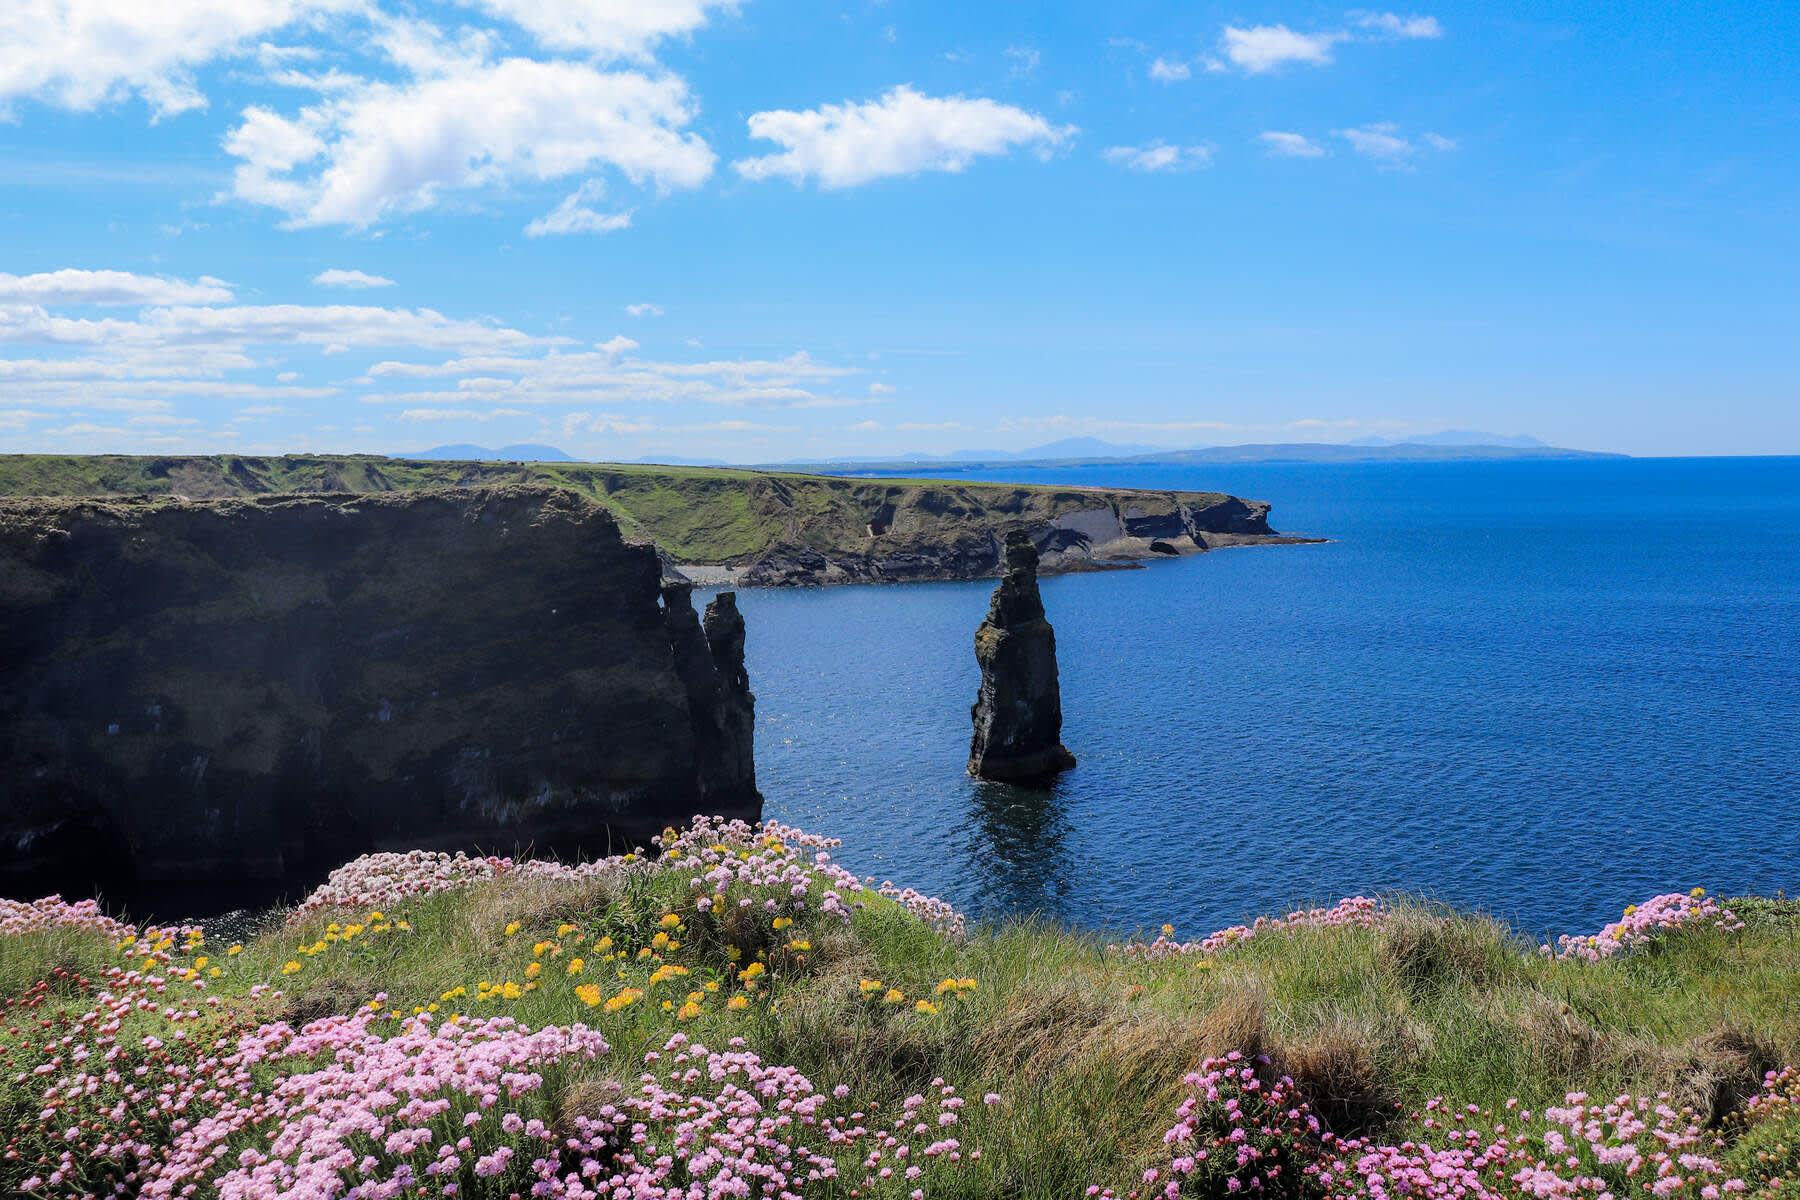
0 485 759 906
0 453 1316 586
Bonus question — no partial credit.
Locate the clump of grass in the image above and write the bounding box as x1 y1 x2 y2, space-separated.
2 825 1797 1200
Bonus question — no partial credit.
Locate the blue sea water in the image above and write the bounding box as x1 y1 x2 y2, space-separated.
710 456 1800 942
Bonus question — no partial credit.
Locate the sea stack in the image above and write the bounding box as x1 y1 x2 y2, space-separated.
968 530 1077 781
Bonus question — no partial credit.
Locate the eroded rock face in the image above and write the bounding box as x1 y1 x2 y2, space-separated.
0 486 759 907
968 531 1077 782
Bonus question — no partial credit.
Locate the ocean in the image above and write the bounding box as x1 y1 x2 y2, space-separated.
714 456 1800 942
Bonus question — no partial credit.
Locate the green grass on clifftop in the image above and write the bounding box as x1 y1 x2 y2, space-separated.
0 452 1241 564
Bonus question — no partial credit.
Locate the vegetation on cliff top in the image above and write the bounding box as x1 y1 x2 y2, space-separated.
3 815 1797 1199
0 452 1247 565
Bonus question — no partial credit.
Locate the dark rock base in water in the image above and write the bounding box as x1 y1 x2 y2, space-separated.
968 532 1077 782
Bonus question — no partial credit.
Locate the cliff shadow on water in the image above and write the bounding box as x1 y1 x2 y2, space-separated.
0 485 761 918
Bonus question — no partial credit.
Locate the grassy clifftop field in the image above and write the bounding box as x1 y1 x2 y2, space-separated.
3 816 1797 1199
0 453 1277 573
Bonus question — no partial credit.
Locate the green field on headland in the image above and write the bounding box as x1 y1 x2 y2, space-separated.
0 452 1258 569
3 817 1797 1198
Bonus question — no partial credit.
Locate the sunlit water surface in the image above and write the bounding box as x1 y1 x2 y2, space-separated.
710 457 1800 941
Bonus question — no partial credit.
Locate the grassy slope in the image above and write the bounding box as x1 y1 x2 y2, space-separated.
0 453 1237 564
4 854 1796 1198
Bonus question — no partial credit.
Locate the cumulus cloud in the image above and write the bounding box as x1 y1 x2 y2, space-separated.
0 0 362 118
1213 11 1442 74
1220 25 1346 72
625 303 665 317
524 180 634 237
226 58 715 227
0 269 234 306
734 86 1074 189
312 268 395 288
1352 11 1443 39
1258 131 1326 158
1147 57 1192 83
1335 122 1455 163
468 0 739 60
1102 142 1213 172
0 265 876 454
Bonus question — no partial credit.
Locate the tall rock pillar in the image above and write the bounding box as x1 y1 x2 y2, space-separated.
968 530 1077 780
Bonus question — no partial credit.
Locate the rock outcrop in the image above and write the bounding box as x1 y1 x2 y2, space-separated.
968 531 1077 781
0 486 760 907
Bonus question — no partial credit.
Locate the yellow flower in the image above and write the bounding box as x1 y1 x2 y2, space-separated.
1624 905 1638 916
913 1000 939 1015
738 962 766 982
557 923 579 937
1162 923 1175 937
772 916 792 931
785 939 811 952
525 962 542 979
660 913 682 929
603 987 644 1013
595 936 613 953
648 963 691 987
960 978 978 991
1691 887 1707 899
703 979 719 992
206 967 221 978
637 947 654 961
396 921 411 931
662 1000 674 1011
651 931 670 951
859 979 884 995
727 995 750 1010
883 989 905 1004
504 922 521 937
935 979 957 996
566 958 585 975
677 1000 703 1021
575 984 603 1007
368 911 384 922
501 982 523 1000
281 960 303 975
193 956 209 969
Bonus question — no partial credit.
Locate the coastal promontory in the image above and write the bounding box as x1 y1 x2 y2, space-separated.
0 453 1314 587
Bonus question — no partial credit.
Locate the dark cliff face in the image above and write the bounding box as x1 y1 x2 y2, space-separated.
968 532 1077 782
0 486 759 908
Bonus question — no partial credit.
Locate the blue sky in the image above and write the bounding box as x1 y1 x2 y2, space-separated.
1 1 1796 461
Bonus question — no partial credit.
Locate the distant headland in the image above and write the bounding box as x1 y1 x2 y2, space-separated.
0 452 1320 588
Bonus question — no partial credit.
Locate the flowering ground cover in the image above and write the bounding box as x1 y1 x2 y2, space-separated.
2 817 1797 1199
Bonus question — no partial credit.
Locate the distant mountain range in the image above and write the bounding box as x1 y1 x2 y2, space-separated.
764 434 1621 474
401 433 1618 472
407 443 576 462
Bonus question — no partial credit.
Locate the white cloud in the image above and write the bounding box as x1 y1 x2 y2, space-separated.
1216 12 1442 73
1103 141 1213 172
1336 123 1415 161
524 180 634 237
226 58 714 227
1220 25 1345 72
1334 122 1454 163
1352 11 1443 39
0 0 362 118
468 0 738 59
0 270 234 306
396 406 532 422
1004 45 1040 77
735 86 1074 189
1147 57 1192 83
868 381 896 395
625 303 665 317
1258 131 1326 159
312 268 396 288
